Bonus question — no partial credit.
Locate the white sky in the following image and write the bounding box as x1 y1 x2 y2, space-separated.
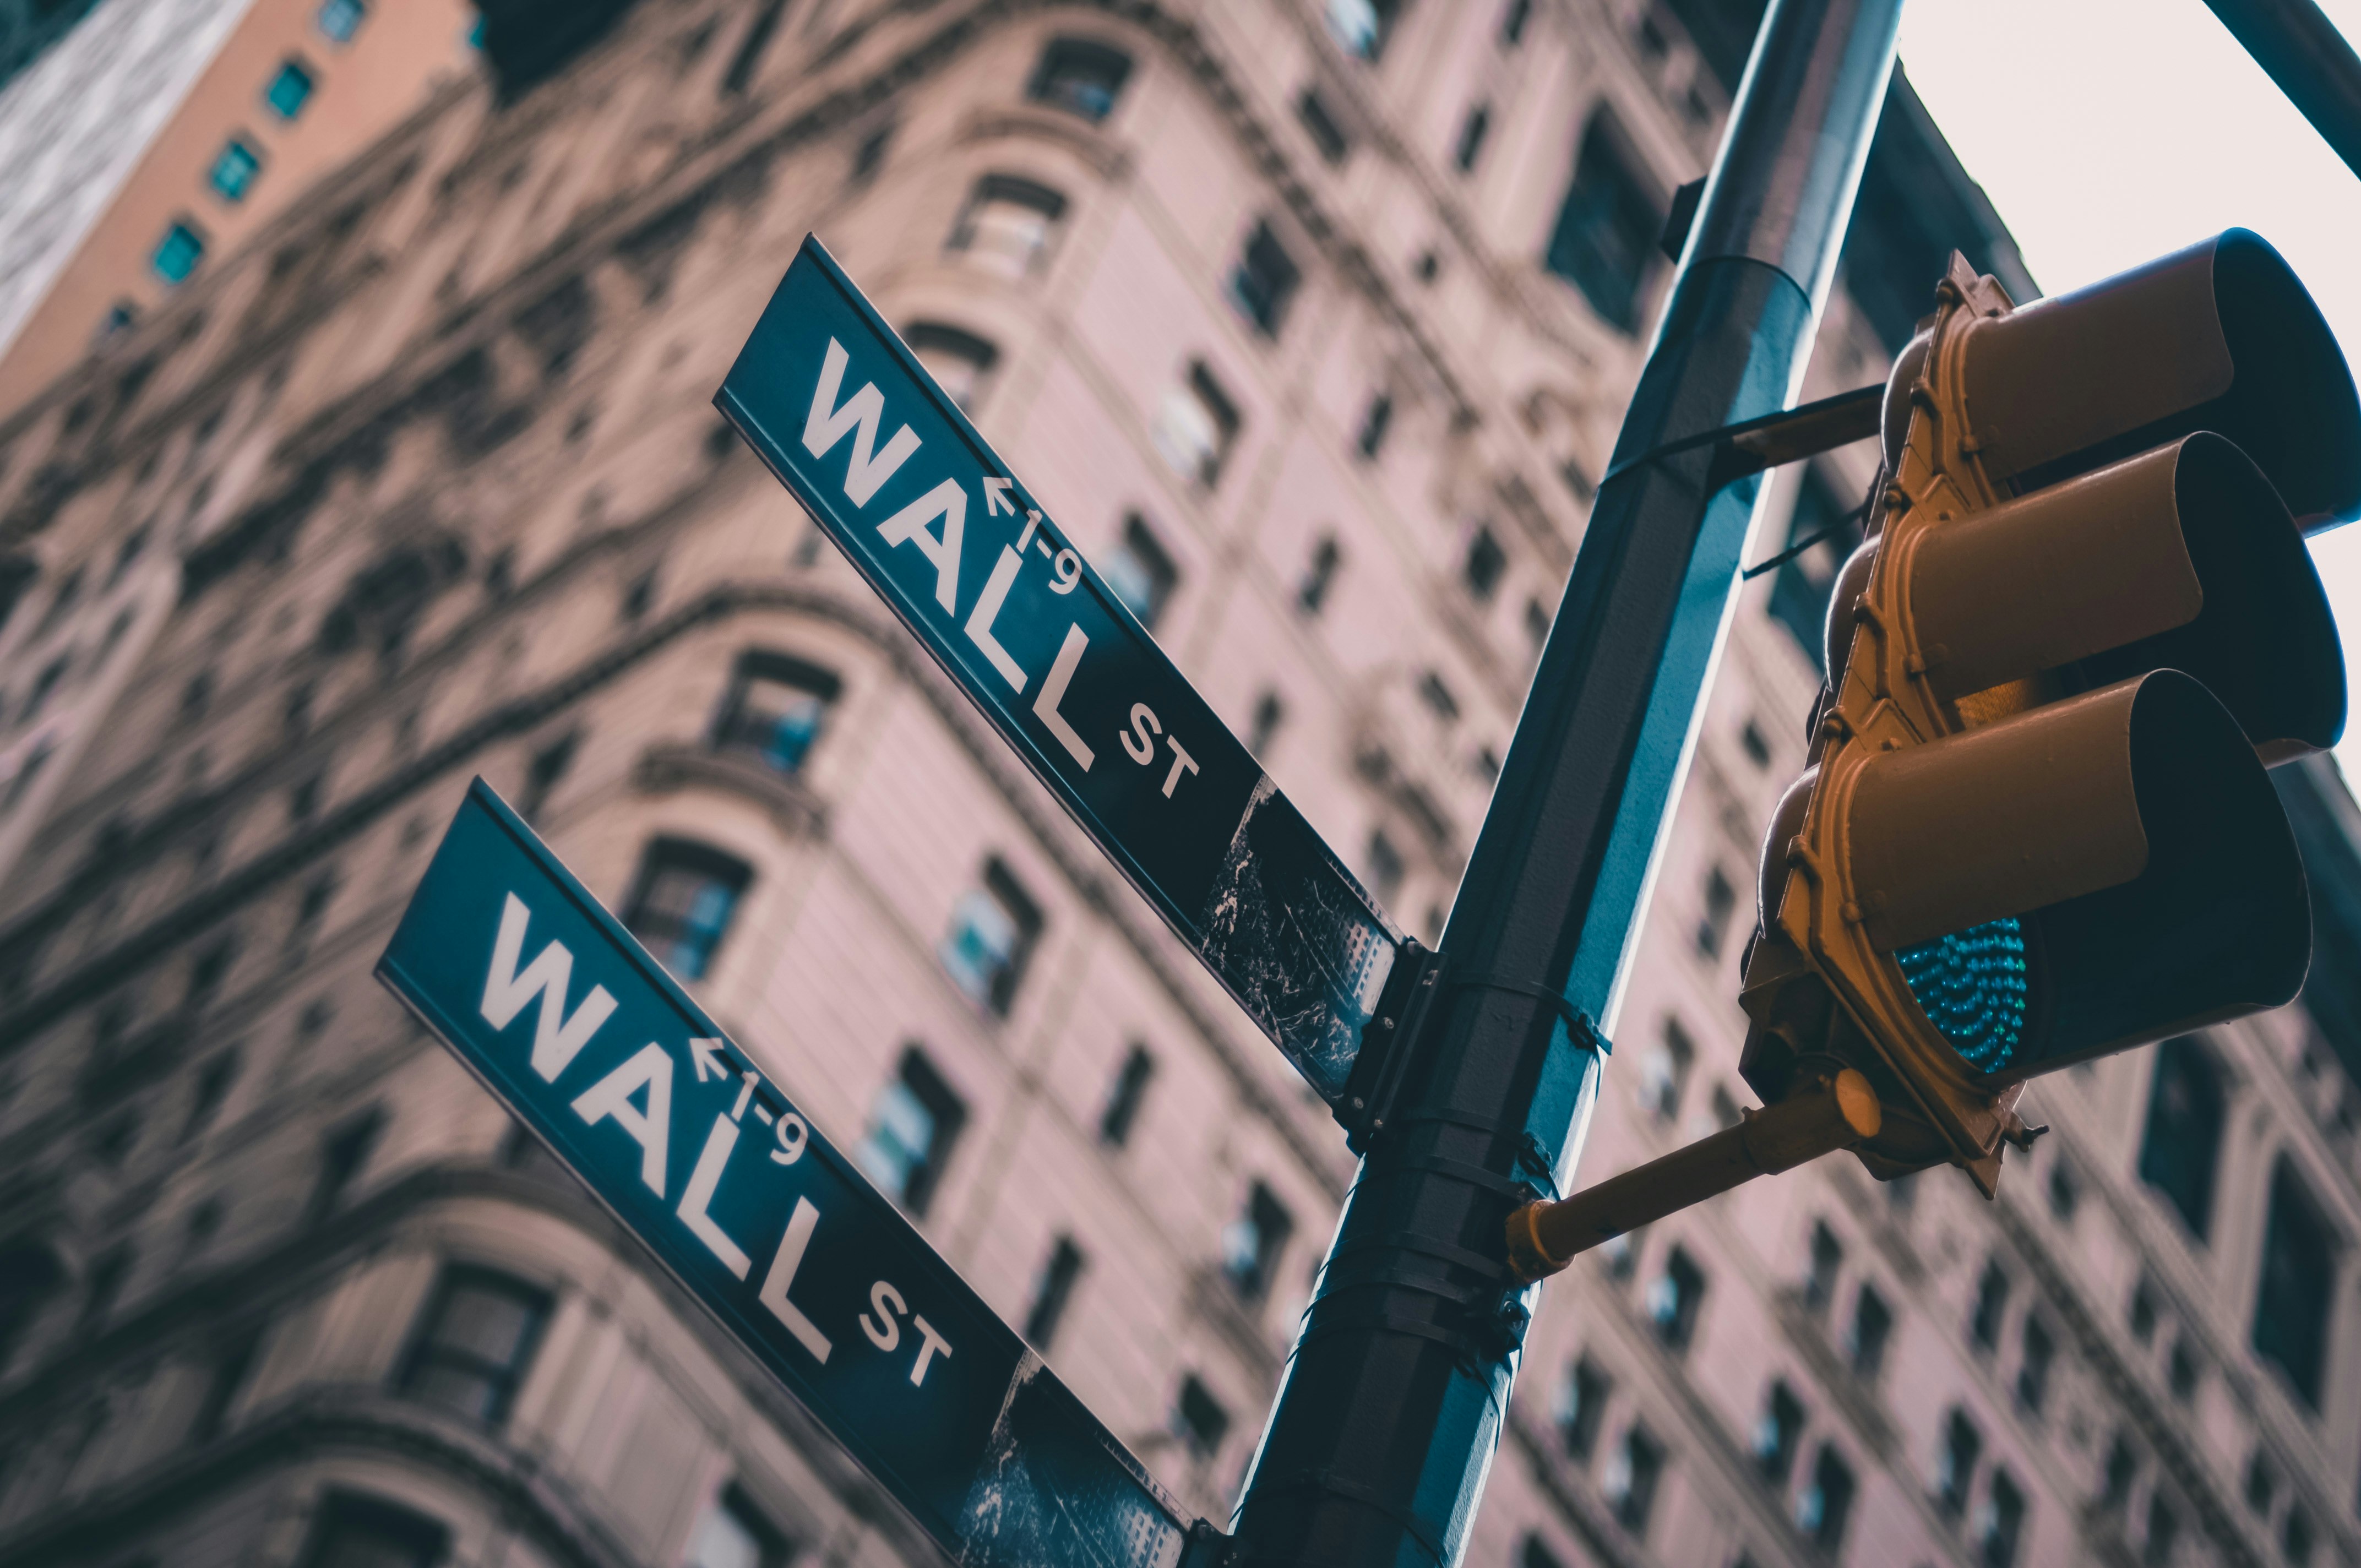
1893 0 2361 772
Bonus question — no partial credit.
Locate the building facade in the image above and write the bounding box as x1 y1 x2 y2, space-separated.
0 3 2351 1568
0 0 477 421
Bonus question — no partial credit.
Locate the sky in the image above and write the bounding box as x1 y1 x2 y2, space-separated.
1892 0 2361 773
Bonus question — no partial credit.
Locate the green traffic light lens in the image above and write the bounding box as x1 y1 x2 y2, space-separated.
1894 917 2027 1072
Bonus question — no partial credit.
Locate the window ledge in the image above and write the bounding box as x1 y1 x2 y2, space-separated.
633 745 829 840
956 105 1131 181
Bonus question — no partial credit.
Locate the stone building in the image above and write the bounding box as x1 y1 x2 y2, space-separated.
0 3 2351 1567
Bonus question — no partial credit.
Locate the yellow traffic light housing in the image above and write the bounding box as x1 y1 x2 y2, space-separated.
1740 231 2361 1196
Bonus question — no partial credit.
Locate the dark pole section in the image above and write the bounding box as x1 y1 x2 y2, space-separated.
2203 0 2361 181
1225 3 1901 1565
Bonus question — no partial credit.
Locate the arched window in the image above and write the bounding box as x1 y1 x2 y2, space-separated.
948 176 1068 279
904 322 999 413
2138 1035 2224 1239
1544 111 1664 334
300 1490 449 1568
1025 37 1131 122
623 839 752 980
712 651 841 774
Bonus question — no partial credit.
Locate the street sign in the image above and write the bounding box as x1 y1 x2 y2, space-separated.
377 780 1198 1568
716 237 1405 1119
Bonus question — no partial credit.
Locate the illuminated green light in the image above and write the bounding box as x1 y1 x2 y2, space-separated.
1894 917 2027 1072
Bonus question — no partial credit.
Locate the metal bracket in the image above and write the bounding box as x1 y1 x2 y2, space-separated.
1339 939 1445 1154
1602 380 1884 493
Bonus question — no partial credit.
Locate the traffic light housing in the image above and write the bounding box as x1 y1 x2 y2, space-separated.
1739 231 2361 1195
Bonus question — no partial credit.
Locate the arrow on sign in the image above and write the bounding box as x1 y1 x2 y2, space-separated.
982 475 1017 516
690 1035 731 1083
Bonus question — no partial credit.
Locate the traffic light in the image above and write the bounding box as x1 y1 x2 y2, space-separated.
1739 230 2361 1196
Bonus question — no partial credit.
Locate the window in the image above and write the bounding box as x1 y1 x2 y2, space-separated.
317 0 366 42
948 175 1067 279
184 1052 240 1141
1102 513 1178 629
1557 1357 1610 1458
1324 0 1401 61
1936 1407 1981 1516
81 1244 131 1333
1364 830 1405 908
1298 88 1351 164
1751 1381 1804 1485
2016 1315 2054 1413
848 120 894 184
1297 535 1341 614
2099 1433 2136 1511
1099 1044 1155 1146
713 651 840 774
683 1487 787 1568
1152 362 1240 486
1970 1259 2010 1348
2253 1158 2335 1406
1544 113 1662 333
1519 1535 1564 1568
2139 1035 2223 1238
301 1492 449 1568
941 858 1044 1014
310 1106 382 1223
1767 467 1863 671
2134 1504 2180 1568
1026 37 1131 122
1695 865 1738 957
622 840 750 981
192 1327 259 1441
1501 0 1532 45
265 59 315 119
1229 222 1301 337
1804 1222 1842 1314
1797 1445 1854 1551
394 1266 550 1425
857 1047 967 1214
1248 690 1285 756
1847 1283 1891 1378
2284 1507 2315 1567
1418 671 1459 722
2243 1451 2276 1515
1602 1424 1664 1534
209 138 263 202
1173 1375 1229 1461
1453 102 1491 172
1024 1235 1086 1349
2129 1277 2159 1343
2047 1157 2080 1223
1639 1019 1693 1121
1222 1182 1294 1302
721 0 788 94
905 322 998 413
518 730 576 824
1979 1469 2026 1568
154 221 206 284
2167 1338 2200 1402
1645 1246 1704 1349
97 299 139 341
1462 526 1507 601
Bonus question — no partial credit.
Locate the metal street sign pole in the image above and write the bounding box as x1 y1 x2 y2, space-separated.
2201 0 2361 182
378 782 1205 1568
1226 3 1903 1564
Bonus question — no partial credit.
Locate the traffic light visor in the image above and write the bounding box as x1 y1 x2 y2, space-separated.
1956 230 2361 529
1847 671 2307 1077
1906 433 2343 760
